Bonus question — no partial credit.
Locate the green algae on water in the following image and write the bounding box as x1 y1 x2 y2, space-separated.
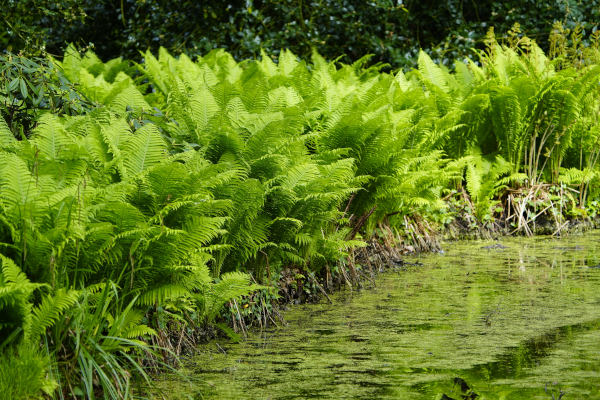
151 232 600 399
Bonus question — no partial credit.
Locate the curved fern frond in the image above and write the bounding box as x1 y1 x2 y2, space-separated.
0 116 15 149
26 288 79 342
121 124 167 177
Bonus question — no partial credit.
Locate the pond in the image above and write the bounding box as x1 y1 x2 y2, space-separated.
154 232 600 399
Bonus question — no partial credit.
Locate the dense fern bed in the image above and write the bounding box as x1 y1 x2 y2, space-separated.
2 33 600 399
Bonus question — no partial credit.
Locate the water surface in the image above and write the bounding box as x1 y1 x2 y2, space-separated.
155 232 600 399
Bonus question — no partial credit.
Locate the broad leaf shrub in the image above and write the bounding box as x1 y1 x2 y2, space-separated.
5 0 600 67
0 52 95 139
3 31 600 398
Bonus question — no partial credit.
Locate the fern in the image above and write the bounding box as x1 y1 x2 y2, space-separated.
2 41 600 399
26 288 79 342
418 50 450 91
0 116 15 149
198 269 263 323
121 124 167 177
0 255 79 349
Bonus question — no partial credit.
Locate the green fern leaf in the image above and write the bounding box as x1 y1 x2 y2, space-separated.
121 124 167 177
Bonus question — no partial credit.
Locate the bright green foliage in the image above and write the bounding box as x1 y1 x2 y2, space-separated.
0 343 56 400
51 40 600 270
123 48 375 278
451 153 521 222
4 36 600 398
0 255 76 399
0 102 266 397
53 284 155 399
404 41 600 213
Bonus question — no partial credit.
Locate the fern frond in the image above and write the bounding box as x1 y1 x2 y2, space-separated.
0 116 15 149
418 50 449 91
26 288 79 341
31 114 76 161
121 124 167 177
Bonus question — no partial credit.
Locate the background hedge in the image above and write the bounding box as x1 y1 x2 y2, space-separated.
3 1 600 66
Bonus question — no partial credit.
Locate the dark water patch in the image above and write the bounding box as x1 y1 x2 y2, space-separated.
347 334 369 342
470 318 600 380
241 359 303 367
412 318 600 398
312 328 336 335
348 355 372 361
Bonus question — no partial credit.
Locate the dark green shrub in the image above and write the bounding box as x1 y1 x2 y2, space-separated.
4 1 600 66
0 52 94 138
